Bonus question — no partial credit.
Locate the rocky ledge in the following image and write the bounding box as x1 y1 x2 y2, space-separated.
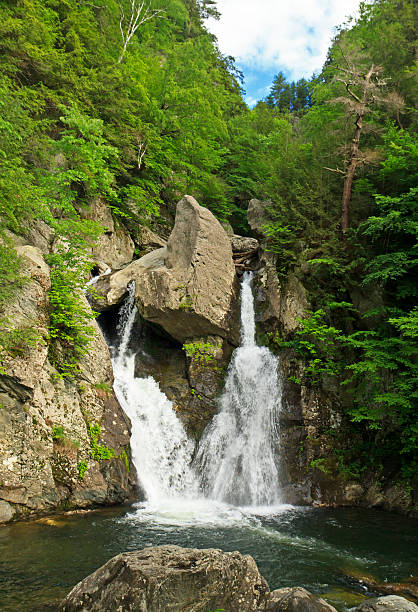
0 246 136 523
58 545 418 612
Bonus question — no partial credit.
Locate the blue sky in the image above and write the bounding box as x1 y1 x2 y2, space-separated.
206 0 362 106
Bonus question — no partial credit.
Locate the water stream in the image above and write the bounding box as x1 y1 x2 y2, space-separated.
195 272 282 506
111 282 199 505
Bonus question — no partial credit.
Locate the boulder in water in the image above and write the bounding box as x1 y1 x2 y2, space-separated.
352 596 418 612
265 587 338 612
58 545 269 611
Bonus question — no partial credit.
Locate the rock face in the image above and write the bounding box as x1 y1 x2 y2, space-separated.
248 200 417 515
94 195 239 344
79 197 135 270
265 587 337 612
353 596 418 612
59 545 270 612
133 325 229 439
248 199 308 333
231 234 259 253
0 246 136 523
92 248 167 311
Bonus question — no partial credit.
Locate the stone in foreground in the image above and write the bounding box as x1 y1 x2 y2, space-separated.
59 545 269 611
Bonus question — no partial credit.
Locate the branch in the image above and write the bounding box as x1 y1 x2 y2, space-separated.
117 1 165 63
335 78 363 104
323 167 346 175
136 136 147 169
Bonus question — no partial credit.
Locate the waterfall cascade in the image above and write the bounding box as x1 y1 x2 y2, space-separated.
111 283 198 504
108 272 283 514
195 272 283 506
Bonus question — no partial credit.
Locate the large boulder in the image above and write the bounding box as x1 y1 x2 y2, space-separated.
91 248 167 311
265 587 337 612
0 246 135 522
94 196 239 344
352 596 418 612
59 545 269 611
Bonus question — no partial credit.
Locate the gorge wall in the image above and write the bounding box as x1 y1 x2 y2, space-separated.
0 242 135 523
1 195 415 524
248 199 417 516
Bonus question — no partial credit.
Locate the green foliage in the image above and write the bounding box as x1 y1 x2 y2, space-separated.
182 339 221 366
93 382 112 393
120 448 130 470
77 460 88 480
87 422 116 461
51 426 65 441
283 310 344 384
178 296 194 311
310 458 329 474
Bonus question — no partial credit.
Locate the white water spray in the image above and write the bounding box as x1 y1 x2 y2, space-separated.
195 272 283 506
111 283 198 504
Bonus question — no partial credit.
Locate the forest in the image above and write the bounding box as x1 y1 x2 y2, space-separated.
0 0 416 487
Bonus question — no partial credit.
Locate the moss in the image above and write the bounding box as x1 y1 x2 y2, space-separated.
87 422 116 461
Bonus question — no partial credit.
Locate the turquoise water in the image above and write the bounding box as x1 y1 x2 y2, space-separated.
0 504 417 611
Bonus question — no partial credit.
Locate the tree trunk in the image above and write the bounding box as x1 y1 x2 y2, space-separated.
340 65 374 233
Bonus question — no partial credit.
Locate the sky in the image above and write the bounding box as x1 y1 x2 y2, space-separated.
206 0 362 106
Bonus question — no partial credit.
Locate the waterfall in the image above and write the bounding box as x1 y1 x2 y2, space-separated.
111 283 198 504
194 272 283 507
107 272 284 517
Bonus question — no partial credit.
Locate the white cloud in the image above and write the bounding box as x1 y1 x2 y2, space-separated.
206 0 361 80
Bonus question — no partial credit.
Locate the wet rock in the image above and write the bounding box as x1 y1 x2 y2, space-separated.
0 500 13 522
352 596 418 612
343 571 418 604
265 587 338 612
59 545 269 612
133 326 227 439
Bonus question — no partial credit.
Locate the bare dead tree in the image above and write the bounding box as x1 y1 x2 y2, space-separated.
117 1 164 64
325 46 389 233
136 134 147 169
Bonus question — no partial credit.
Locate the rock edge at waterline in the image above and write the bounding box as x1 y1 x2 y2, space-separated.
59 545 418 612
58 545 334 612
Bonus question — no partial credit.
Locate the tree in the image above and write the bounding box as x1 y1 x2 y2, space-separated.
117 0 164 63
325 45 388 233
